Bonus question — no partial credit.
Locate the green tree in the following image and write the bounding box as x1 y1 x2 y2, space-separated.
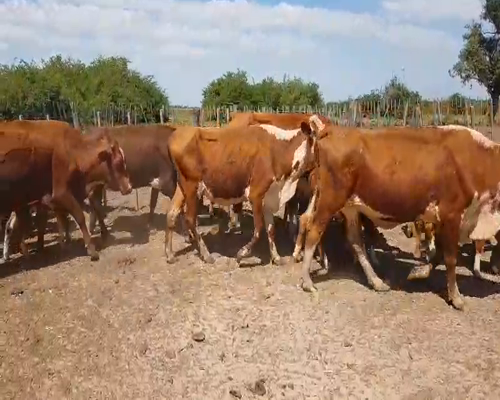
201 70 324 110
201 69 253 109
0 54 169 125
450 0 500 115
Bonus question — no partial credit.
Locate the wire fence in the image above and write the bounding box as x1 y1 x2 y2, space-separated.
5 98 500 139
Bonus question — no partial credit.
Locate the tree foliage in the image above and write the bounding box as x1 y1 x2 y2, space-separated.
450 0 500 113
0 55 169 124
201 70 324 110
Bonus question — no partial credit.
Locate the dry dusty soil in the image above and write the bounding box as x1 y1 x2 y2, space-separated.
2 187 500 400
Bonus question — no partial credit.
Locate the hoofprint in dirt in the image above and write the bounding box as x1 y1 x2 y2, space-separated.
1 188 500 399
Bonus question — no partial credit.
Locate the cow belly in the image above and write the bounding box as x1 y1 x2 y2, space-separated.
264 178 299 219
199 182 249 206
343 196 399 230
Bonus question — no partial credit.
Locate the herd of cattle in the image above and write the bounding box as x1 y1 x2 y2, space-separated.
1 112 500 311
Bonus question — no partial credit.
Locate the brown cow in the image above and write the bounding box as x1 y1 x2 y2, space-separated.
295 123 500 310
164 119 317 265
3 123 181 261
219 112 333 232
0 120 131 261
83 124 179 232
401 221 499 278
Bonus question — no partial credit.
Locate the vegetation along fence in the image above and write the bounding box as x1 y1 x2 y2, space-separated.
7 97 500 139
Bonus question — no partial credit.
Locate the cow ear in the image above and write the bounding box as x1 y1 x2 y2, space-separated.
300 121 313 137
309 115 325 134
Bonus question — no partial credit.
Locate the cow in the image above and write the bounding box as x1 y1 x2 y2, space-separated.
294 122 500 310
401 221 499 278
164 119 318 265
2 123 182 262
217 112 333 234
83 124 179 233
0 120 131 261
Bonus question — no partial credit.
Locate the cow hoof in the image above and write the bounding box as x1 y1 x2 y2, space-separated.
292 251 302 263
449 295 465 311
203 254 216 264
407 264 432 280
300 279 317 293
166 254 176 264
271 256 283 266
90 252 99 262
372 279 390 292
236 248 249 263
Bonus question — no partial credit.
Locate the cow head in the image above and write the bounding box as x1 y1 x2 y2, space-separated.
297 115 326 175
108 139 133 195
93 133 132 196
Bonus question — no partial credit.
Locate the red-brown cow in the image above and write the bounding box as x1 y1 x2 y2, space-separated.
0 120 131 261
295 122 500 310
164 119 318 265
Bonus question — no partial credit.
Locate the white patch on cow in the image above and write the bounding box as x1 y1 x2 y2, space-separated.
428 235 436 255
458 190 500 244
150 177 161 190
473 251 482 275
3 212 16 260
259 125 300 141
417 201 440 224
198 182 250 206
309 114 325 132
437 125 497 149
343 196 397 230
118 146 127 167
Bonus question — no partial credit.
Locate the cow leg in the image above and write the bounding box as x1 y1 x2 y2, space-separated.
285 199 299 243
184 183 214 263
165 184 186 263
148 187 160 225
360 215 381 266
52 192 99 261
88 192 109 241
35 205 49 253
300 190 342 292
473 239 486 278
226 203 242 234
88 186 104 234
343 210 390 291
2 212 17 262
438 217 464 310
263 209 282 265
235 193 266 263
411 222 422 259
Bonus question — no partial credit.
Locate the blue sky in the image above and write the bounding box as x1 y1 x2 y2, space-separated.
0 0 486 105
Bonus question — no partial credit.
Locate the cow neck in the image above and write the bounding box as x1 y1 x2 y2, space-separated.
270 132 307 180
74 132 110 173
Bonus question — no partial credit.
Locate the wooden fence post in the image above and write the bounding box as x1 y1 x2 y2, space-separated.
46 114 50 121
18 114 22 120
437 100 442 125
226 107 230 126
415 104 422 127
97 111 101 127
216 107 220 127
160 106 164 124
403 100 409 126
127 111 131 125
470 104 475 128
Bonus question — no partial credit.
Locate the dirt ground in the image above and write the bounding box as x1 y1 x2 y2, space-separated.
2 187 500 400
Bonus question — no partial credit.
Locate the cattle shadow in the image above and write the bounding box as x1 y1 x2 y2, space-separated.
0 237 96 280
190 210 297 266
310 227 500 302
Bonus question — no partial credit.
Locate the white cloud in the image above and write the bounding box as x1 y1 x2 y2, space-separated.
0 0 487 104
381 0 482 22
